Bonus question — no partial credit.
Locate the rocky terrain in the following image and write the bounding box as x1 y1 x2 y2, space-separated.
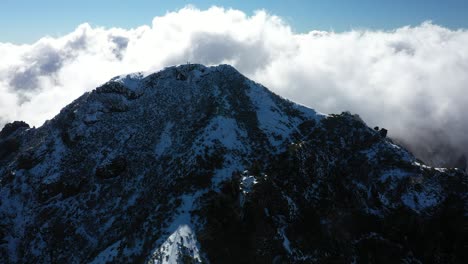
0 64 466 263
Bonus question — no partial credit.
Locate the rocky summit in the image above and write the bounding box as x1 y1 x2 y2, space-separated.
0 64 466 263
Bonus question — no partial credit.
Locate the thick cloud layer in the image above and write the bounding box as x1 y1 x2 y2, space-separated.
1 6 467 168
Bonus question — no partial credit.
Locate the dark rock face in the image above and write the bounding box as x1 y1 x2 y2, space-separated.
0 121 29 160
197 114 466 263
0 121 29 139
379 128 388 137
95 156 128 180
0 64 466 263
0 138 20 160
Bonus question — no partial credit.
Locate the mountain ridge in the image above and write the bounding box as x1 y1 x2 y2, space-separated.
0 64 466 263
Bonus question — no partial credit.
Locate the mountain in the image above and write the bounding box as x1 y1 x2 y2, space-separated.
0 64 466 263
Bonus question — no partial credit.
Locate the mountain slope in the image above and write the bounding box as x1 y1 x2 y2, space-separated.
0 64 466 263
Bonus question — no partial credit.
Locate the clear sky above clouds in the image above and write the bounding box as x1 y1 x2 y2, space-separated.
2 0 468 43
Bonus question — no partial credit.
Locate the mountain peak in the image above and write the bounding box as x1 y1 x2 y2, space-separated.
109 63 240 89
50 63 323 156
0 64 465 263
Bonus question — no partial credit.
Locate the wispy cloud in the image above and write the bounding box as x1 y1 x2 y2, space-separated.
1 6 467 167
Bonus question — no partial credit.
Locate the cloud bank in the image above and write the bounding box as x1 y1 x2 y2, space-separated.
1 6 467 167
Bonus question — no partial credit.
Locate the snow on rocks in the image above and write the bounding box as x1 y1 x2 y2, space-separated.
148 192 204 264
1 64 464 263
154 122 174 157
239 171 259 207
150 225 202 264
240 171 258 195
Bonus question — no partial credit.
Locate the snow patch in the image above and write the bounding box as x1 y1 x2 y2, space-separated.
246 81 292 147
246 80 322 148
149 192 204 263
197 116 247 150
240 175 257 195
151 225 202 264
278 226 292 254
413 161 431 169
434 167 447 172
112 72 148 91
155 122 174 157
239 172 258 207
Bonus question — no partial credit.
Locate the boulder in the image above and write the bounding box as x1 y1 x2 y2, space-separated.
379 128 388 138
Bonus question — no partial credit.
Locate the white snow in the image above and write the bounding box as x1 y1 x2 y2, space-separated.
246 79 323 148
239 174 258 207
197 116 247 150
434 167 447 172
246 81 292 147
155 122 174 157
167 193 198 232
413 161 431 169
191 115 251 188
240 175 257 194
151 225 202 264
112 72 148 91
414 161 450 173
149 192 203 264
278 226 292 254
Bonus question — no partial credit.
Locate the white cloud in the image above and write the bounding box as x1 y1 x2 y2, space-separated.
1 6 467 167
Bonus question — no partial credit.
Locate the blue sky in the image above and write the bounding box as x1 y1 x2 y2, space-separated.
2 0 468 44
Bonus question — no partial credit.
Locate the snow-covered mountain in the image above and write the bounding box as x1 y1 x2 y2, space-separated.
0 64 466 263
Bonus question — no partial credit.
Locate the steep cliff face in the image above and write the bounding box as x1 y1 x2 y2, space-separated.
0 64 466 263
